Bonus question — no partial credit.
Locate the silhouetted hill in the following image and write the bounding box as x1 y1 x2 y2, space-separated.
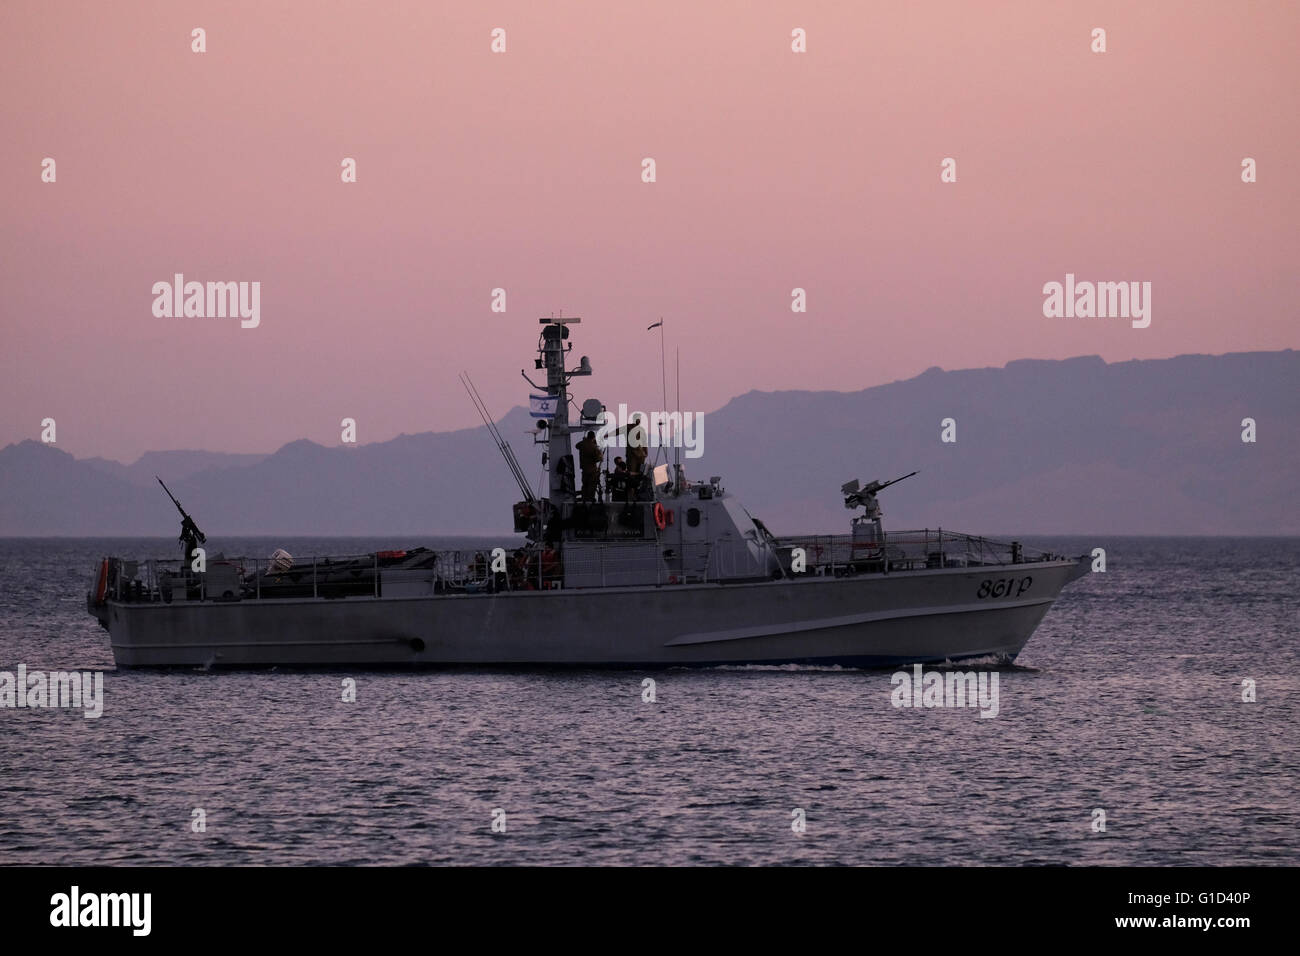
1 351 1295 536
83 450 269 487
0 442 161 534
693 351 1297 535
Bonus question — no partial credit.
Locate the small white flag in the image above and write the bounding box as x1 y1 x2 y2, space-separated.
529 393 558 418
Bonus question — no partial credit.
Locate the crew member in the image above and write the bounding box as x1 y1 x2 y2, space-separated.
576 430 603 503
179 515 202 572
609 457 630 503
625 414 648 477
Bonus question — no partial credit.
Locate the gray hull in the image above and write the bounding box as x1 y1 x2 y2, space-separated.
101 558 1088 668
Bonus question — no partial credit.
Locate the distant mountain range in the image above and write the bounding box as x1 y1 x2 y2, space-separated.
82 450 269 488
2 350 1296 537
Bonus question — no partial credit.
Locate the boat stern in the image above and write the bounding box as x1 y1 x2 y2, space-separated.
87 558 111 630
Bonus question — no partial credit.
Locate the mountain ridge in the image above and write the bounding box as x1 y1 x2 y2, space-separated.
2 349 1295 536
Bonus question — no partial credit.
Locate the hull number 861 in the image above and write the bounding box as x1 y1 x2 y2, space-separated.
977 576 1032 599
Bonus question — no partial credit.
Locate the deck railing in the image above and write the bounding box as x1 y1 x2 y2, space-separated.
105 548 498 605
96 529 1055 604
772 529 1047 574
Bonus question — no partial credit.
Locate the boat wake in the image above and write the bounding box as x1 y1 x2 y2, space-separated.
935 653 1037 672
700 663 860 673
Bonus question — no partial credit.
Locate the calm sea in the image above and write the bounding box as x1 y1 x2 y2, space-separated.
1 535 1296 866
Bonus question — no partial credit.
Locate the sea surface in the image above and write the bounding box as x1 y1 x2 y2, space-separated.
0 535 1296 866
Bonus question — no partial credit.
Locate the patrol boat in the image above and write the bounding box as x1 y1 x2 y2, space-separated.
88 316 1090 668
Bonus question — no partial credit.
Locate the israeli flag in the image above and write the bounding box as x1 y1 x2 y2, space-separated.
529 393 558 418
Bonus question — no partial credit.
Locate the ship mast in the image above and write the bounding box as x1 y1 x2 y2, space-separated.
536 316 590 504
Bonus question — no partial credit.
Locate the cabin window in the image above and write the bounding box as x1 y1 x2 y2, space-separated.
687 508 701 527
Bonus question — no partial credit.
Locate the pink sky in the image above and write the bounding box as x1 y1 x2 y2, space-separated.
2 0 1297 461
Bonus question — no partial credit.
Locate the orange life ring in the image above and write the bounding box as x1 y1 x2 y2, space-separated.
653 502 668 531
94 558 109 604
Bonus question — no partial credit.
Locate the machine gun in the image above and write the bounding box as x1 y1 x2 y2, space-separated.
157 477 206 565
842 471 918 511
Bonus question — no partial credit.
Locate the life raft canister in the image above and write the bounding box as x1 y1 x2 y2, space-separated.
653 502 668 531
93 558 109 604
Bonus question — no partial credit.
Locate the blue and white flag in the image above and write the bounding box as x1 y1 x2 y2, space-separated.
529 393 558 418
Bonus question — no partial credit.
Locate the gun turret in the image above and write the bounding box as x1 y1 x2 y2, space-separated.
842 471 918 510
157 477 206 564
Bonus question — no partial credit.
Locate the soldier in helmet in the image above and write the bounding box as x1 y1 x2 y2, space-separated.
609 457 630 503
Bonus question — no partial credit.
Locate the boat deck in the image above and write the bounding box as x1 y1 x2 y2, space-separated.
90 530 1065 608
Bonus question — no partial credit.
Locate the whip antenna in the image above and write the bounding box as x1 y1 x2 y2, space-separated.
460 372 535 503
